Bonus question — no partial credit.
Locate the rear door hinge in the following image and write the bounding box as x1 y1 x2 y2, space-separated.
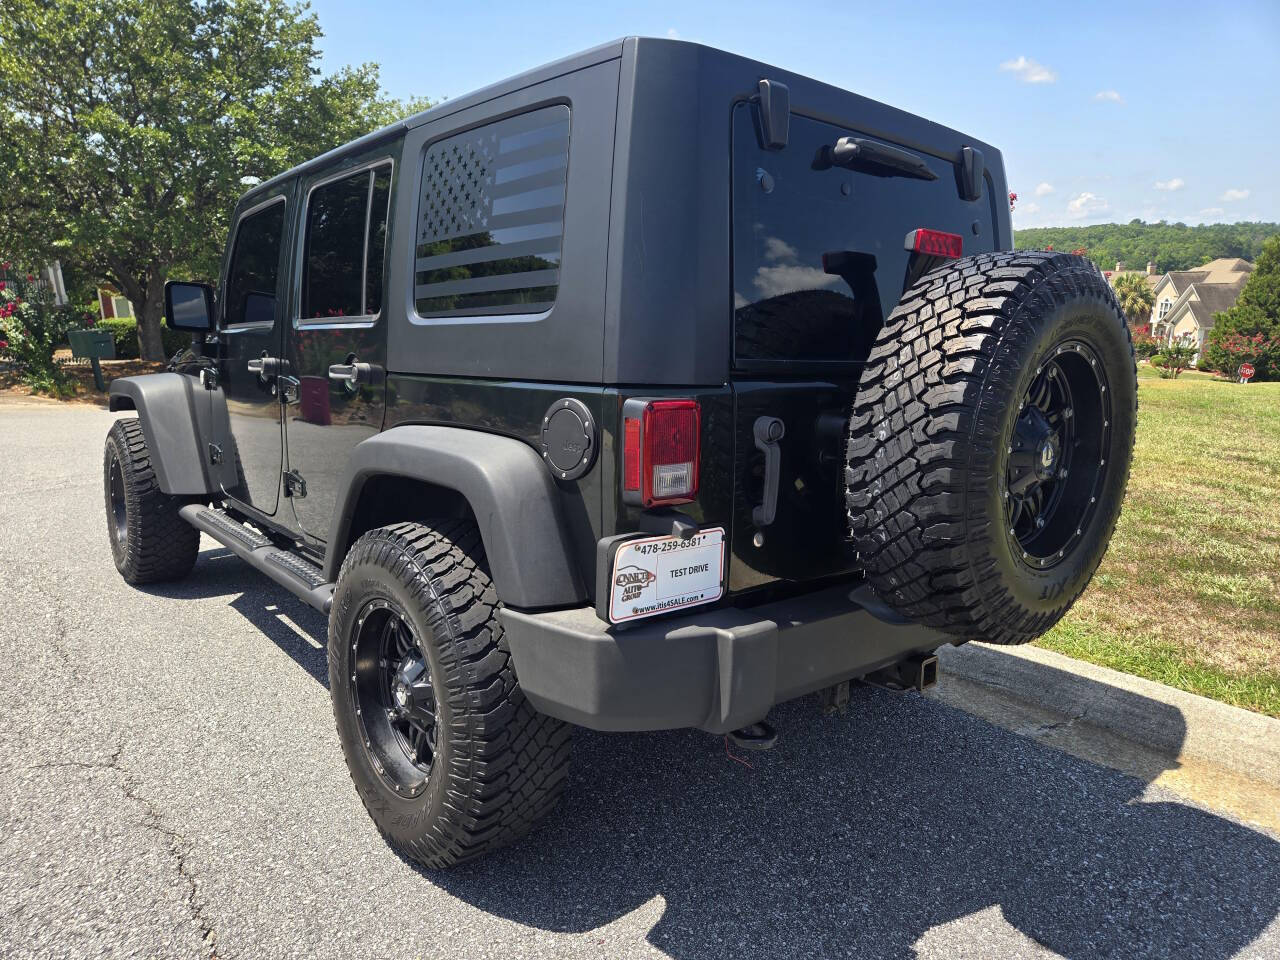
199 366 219 390
283 469 307 499
207 442 223 466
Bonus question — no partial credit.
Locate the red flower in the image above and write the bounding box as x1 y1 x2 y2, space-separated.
0 340 8 351
1 261 9 270
25 274 34 282
0 281 6 290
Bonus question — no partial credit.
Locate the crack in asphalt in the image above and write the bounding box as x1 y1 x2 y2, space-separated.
22 582 220 960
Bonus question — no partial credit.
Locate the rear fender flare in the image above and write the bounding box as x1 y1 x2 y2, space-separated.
325 425 587 609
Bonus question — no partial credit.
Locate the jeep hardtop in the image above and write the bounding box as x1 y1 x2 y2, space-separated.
103 37 1136 868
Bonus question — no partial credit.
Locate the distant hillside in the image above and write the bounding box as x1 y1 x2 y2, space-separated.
1013 221 1279 273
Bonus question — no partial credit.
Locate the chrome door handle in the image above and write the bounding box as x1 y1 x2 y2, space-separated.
247 356 283 377
328 361 375 384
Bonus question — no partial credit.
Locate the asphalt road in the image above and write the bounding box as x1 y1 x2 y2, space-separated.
3 399 1279 960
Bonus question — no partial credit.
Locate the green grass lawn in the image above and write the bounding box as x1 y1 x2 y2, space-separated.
1037 366 1280 716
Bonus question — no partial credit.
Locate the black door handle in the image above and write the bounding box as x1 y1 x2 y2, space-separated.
752 416 786 527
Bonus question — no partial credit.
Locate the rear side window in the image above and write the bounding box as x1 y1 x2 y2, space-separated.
301 164 392 321
225 200 285 326
414 105 570 318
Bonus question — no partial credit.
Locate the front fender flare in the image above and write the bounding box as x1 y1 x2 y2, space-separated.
325 426 587 609
108 373 229 496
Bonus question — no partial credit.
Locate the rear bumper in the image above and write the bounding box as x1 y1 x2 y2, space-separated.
500 584 947 734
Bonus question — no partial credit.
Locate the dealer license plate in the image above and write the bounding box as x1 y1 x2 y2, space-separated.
608 527 725 624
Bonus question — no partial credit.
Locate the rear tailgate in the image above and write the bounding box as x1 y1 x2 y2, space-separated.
728 101 1000 594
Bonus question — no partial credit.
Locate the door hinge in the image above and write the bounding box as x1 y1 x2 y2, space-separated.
199 366 219 390
283 469 307 499
207 442 223 466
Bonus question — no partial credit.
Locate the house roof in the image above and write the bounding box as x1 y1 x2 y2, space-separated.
1187 281 1248 328
1153 257 1253 301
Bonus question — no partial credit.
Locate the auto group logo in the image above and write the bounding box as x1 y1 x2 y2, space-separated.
614 564 657 603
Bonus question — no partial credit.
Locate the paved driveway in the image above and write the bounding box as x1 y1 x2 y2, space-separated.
3 400 1279 959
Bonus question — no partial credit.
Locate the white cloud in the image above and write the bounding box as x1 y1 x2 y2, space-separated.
1154 178 1184 192
999 56 1057 84
1093 90 1124 103
1199 207 1225 219
1034 182 1055 197
763 236 798 263
752 265 841 300
666 27 681 39
1066 192 1109 219
1022 202 1041 215
1221 188 1250 202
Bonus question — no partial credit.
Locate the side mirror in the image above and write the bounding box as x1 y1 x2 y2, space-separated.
164 281 215 331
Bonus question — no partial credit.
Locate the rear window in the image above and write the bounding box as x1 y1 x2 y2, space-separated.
414 105 570 318
732 104 996 365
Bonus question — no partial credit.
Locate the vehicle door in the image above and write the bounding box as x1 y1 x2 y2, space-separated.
283 156 393 542
214 187 293 516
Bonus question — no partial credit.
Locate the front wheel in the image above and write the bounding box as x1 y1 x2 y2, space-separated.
328 520 571 868
845 251 1138 645
104 418 200 584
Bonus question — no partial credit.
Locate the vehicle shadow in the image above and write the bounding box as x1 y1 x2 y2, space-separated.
427 672 1280 960
142 547 331 688
149 548 1280 957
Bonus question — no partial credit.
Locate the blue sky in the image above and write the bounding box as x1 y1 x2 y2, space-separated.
308 0 1279 229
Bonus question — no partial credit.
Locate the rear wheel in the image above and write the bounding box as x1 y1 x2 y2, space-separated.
845 251 1137 645
103 418 200 584
328 520 571 868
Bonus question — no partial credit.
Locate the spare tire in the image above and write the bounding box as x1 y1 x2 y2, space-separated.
845 251 1137 645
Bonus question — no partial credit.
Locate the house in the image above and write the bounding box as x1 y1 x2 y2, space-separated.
1105 260 1161 292
1149 258 1253 350
96 284 134 320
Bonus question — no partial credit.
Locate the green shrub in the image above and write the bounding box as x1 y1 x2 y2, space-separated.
1152 342 1198 379
0 267 75 395
95 315 190 359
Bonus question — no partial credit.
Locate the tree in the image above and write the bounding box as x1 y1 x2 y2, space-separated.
1114 272 1155 327
1202 235 1280 380
0 0 431 359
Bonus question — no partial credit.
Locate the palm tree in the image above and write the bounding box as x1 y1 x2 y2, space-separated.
1113 272 1155 328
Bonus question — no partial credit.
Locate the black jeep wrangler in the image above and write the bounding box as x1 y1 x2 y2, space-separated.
103 38 1136 868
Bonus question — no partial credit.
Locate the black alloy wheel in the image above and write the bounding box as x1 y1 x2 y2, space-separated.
349 598 436 798
1004 339 1111 569
108 453 129 549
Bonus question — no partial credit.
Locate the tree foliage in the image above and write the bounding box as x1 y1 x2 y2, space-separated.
0 0 431 358
1202 235 1280 381
1015 221 1278 274
1113 272 1155 327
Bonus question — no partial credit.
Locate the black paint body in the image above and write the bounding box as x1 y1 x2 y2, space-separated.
153 37 1012 610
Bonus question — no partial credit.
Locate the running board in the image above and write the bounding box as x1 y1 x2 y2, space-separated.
179 505 334 614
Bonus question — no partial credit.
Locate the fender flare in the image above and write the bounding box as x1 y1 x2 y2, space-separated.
325 425 587 609
108 373 229 496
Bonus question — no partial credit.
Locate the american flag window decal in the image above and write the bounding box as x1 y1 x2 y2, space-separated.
414 105 570 318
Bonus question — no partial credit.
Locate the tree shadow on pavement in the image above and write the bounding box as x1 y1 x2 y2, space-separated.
429 675 1280 960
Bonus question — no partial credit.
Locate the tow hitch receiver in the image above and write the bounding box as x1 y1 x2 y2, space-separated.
863 653 939 693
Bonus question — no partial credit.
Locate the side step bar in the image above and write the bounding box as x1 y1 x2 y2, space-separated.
179 505 334 614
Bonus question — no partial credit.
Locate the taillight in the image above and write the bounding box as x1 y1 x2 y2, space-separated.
904 228 963 258
621 399 701 507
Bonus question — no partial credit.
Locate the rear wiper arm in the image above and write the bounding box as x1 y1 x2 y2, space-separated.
824 136 938 181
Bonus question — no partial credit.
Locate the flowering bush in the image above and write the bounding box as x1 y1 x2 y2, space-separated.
1151 342 1198 379
0 263 75 395
1131 322 1162 360
1201 311 1280 381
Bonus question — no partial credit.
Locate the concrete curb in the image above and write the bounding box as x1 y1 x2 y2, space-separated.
935 642 1280 791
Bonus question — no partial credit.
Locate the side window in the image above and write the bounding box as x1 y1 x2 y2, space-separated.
225 200 285 326
415 104 570 318
301 163 393 321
